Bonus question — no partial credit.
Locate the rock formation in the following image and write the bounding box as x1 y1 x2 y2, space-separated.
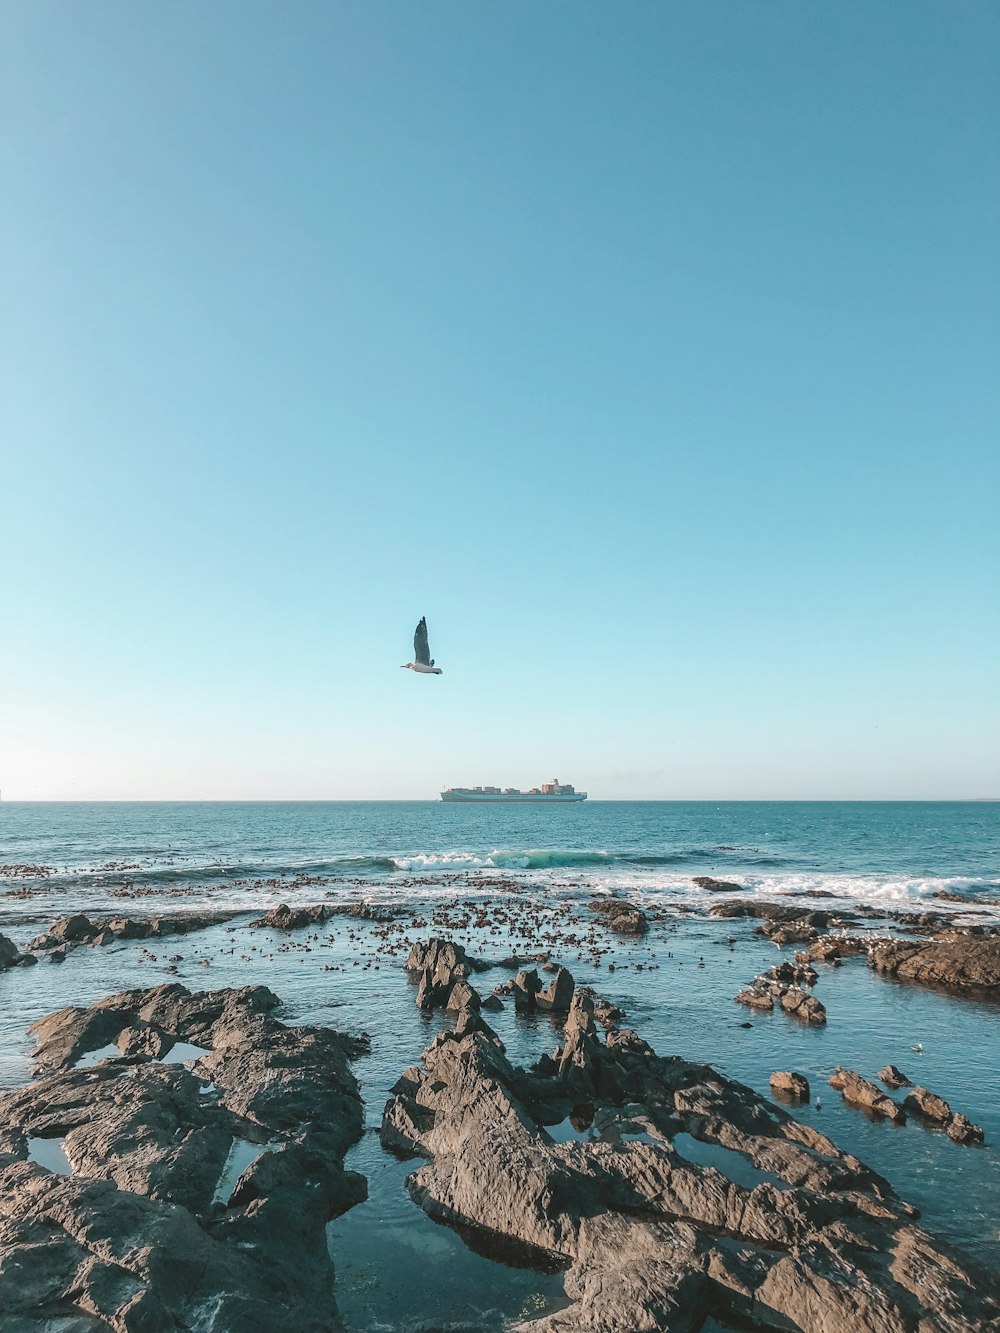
868 935 1000 991
0 983 367 1330
829 1067 907 1123
769 1070 810 1101
587 897 648 935
249 902 328 930
382 963 1000 1332
878 1064 912 1089
405 936 484 1011
903 1086 985 1145
0 931 35 970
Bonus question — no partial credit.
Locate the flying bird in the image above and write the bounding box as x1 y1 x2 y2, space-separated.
401 616 443 675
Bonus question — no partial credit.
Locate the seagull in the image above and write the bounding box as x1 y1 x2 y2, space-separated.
401 616 442 675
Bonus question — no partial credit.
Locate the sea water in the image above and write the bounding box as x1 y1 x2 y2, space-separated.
1 800 998 920
1 801 998 1329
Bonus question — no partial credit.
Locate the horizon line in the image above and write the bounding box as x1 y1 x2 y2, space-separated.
1 796 997 805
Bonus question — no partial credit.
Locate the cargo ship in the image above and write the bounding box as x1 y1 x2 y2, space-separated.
440 779 587 804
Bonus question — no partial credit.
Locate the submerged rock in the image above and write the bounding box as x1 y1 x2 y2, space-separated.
0 983 367 1329
382 964 999 1332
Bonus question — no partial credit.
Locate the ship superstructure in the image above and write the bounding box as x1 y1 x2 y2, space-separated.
440 779 587 803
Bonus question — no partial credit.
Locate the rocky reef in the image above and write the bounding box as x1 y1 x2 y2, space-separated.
868 934 1000 991
0 983 367 1331
381 942 1000 1332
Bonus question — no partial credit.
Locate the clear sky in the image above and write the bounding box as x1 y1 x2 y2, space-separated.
2 2 998 800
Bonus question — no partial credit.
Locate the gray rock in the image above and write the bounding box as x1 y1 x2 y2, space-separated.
513 968 543 1012
382 991 998 1332
903 1085 985 1145
116 1023 172 1060
248 903 327 931
536 965 575 1013
587 899 648 936
868 935 1000 991
877 1064 911 1089
0 982 366 1329
770 1071 810 1101
829 1068 905 1123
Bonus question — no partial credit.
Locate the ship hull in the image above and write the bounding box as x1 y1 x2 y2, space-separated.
440 793 587 803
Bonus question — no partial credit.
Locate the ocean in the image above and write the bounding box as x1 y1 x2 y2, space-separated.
1 800 998 1328
2 799 998 923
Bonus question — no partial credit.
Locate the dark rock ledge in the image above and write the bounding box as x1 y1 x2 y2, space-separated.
868 934 1000 992
0 982 368 1331
382 948 1000 1332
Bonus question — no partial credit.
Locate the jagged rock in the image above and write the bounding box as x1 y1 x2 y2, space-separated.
513 968 543 1012
902 1085 985 1144
778 988 826 1025
30 982 282 1072
692 876 745 892
328 900 398 922
408 938 480 1011
536 965 575 1013
794 933 870 966
104 916 152 939
947 1113 986 1146
868 936 1000 991
576 986 624 1031
406 936 483 975
28 914 100 952
382 995 999 1333
758 918 820 945
446 979 481 1013
0 933 34 969
0 983 366 1329
587 899 648 936
248 903 327 931
877 1064 911 1089
51 913 99 943
116 1023 172 1060
709 901 831 927
770 1071 810 1101
481 993 504 1012
829 1068 905 1123
735 986 774 1011
0 933 23 969
763 960 818 987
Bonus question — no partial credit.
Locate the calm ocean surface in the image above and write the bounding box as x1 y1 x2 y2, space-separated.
1 800 998 923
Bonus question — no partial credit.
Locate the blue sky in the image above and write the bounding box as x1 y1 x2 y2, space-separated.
2 2 998 800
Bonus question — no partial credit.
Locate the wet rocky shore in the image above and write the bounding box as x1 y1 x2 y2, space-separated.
0 882 998 1330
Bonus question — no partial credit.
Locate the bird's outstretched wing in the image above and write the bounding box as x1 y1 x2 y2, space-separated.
413 617 431 666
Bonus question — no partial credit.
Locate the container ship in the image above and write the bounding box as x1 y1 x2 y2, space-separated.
440 779 587 804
